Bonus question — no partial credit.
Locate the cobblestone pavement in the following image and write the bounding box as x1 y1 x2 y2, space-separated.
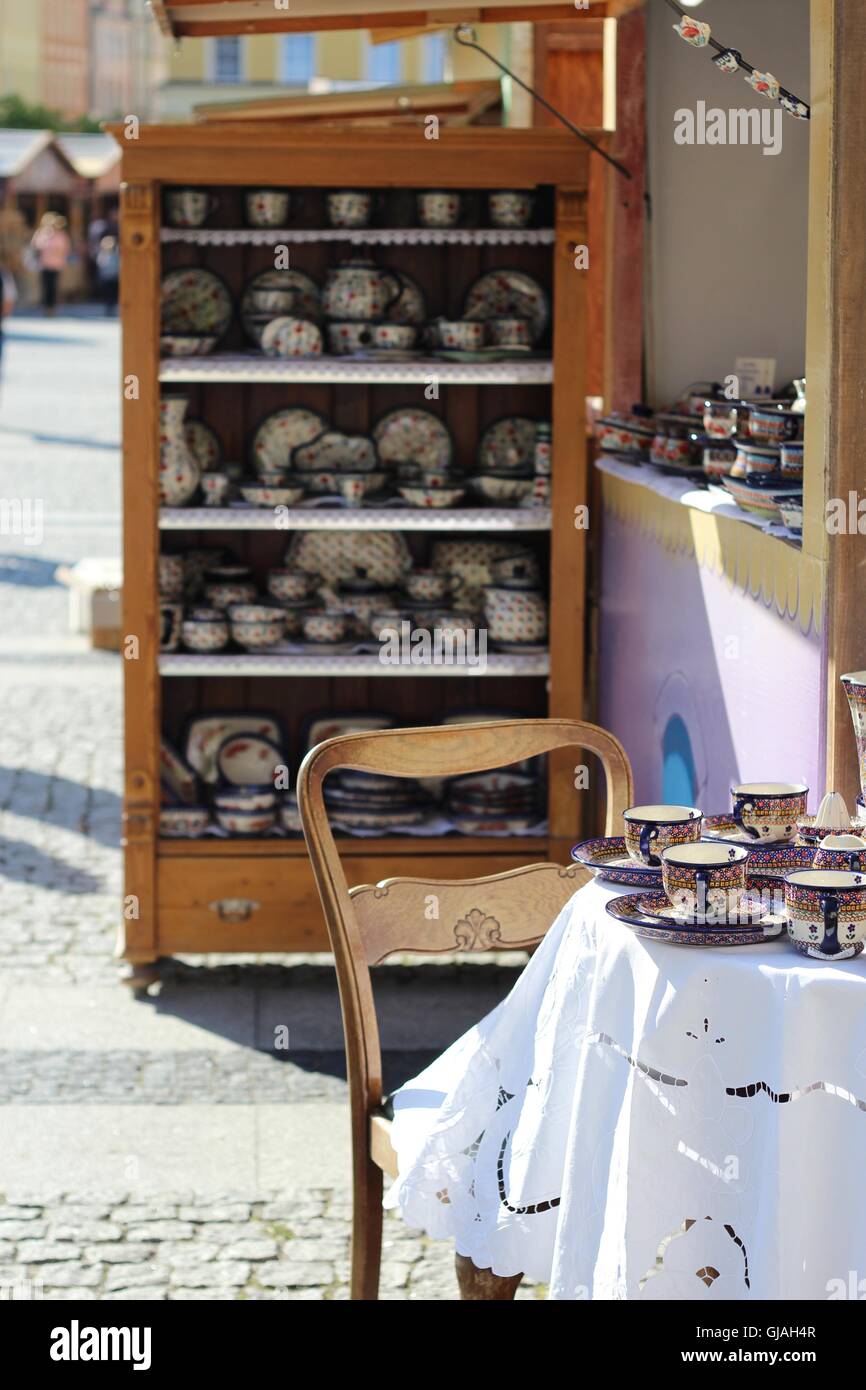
0 315 536 1302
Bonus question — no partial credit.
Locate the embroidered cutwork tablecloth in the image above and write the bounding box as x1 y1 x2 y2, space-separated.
384 878 866 1299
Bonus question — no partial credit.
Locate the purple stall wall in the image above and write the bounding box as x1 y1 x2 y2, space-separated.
598 508 824 813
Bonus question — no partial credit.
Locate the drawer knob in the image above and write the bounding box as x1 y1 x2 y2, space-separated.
208 897 260 923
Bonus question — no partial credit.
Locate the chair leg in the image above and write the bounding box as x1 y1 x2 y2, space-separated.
455 1252 524 1300
350 1156 384 1300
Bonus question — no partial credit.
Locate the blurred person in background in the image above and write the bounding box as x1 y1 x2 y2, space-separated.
96 234 119 315
29 212 71 316
0 261 17 402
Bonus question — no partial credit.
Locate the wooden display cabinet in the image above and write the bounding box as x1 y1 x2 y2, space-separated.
109 123 592 977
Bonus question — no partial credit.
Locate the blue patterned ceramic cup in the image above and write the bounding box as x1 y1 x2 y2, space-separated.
784 869 866 958
623 804 702 867
813 834 866 873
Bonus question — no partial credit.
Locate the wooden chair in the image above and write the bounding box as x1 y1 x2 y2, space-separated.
298 718 634 1301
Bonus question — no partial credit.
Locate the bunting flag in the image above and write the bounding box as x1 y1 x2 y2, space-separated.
666 0 810 119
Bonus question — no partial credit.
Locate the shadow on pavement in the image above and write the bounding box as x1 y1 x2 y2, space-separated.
0 556 63 588
0 834 103 894
0 767 121 848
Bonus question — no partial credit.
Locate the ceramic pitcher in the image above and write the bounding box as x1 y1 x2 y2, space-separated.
322 259 404 322
159 395 201 506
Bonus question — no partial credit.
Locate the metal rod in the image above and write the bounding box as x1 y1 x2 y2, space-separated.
453 26 633 180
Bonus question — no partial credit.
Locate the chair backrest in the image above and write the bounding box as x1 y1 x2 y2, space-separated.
298 718 633 1114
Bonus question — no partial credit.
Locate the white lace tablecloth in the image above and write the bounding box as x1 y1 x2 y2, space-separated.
385 879 866 1299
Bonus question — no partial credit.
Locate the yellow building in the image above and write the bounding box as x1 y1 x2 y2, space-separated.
156 26 514 120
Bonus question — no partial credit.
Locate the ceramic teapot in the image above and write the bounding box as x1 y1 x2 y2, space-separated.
159 395 201 506
322 258 405 322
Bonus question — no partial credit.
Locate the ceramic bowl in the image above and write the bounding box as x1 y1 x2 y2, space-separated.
661 842 750 920
734 439 782 476
417 190 461 228
731 782 809 842
327 321 376 355
229 605 286 649
204 580 257 609
182 613 229 652
482 586 548 643
748 405 803 445
784 869 866 958
244 189 291 228
238 479 305 507
214 785 277 814
812 834 866 872
488 190 534 229
303 610 347 643
216 806 276 836
201 471 231 507
159 805 210 837
469 475 534 503
622 804 703 867
486 317 532 350
371 322 416 351
227 602 285 624
398 486 466 509
326 190 373 229
430 319 486 352
261 316 323 359
267 568 318 602
160 335 218 358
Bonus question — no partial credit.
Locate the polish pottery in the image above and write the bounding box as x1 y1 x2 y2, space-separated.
322 259 404 322
326 190 373 229
730 782 809 842
784 869 866 959
417 190 461 228
488 190 534 229
159 396 201 506
623 804 703 867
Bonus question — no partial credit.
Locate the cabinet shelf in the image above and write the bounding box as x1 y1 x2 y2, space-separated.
159 651 550 678
161 227 556 248
159 355 553 386
159 506 552 532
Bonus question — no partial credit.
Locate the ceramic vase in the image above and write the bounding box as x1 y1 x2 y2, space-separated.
159 396 201 506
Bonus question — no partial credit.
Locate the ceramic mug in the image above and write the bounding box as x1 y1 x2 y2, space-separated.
244 189 291 228
623 804 703 867
784 869 866 958
200 471 231 507
159 601 183 652
430 319 486 352
326 321 375 355
488 190 534 229
731 783 808 842
371 322 416 351
165 188 218 228
417 190 461 228
326 190 373 228
661 842 750 920
703 399 739 439
813 834 866 872
486 317 532 349
748 405 803 445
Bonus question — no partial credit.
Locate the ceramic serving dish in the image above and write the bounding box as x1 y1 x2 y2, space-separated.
182 712 285 785
215 732 284 787
469 475 534 503
159 805 210 838
398 486 465 509
285 530 411 587
161 267 233 338
604 892 783 947
293 430 378 474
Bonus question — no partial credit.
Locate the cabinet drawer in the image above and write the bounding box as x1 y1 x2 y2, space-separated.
157 855 329 953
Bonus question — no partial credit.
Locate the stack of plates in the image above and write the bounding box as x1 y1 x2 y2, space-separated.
324 770 431 832
446 768 542 835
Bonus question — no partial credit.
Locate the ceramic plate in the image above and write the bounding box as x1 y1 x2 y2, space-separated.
161 267 233 337
240 269 322 345
333 806 428 831
185 418 223 473
605 893 784 947
451 812 543 834
571 835 662 886
302 712 395 753
216 733 285 787
463 269 550 343
160 738 200 806
373 408 453 471
635 890 781 928
251 408 328 475
387 271 426 326
183 712 285 785
479 416 540 473
285 530 411 586
293 431 377 473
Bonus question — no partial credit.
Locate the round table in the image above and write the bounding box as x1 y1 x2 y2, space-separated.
385 878 866 1300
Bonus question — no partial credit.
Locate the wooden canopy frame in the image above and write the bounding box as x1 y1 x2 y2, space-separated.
151 0 645 38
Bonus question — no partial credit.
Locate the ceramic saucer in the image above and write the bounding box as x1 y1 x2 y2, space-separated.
701 814 762 844
571 835 662 887
635 890 783 928
605 893 785 947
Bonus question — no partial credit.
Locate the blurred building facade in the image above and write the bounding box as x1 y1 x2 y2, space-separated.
0 0 164 122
